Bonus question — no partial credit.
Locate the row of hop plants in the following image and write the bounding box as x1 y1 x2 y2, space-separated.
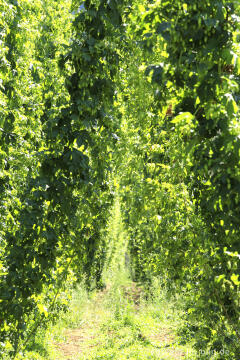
113 1 240 358
0 0 126 357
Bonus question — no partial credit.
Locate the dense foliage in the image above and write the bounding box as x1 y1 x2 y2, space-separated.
116 1 240 358
0 0 239 358
0 0 124 356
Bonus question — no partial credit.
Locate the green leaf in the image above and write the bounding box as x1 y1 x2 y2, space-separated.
216 274 225 283
37 304 49 317
171 112 194 124
231 274 240 286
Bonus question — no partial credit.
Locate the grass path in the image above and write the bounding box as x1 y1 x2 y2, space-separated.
13 197 197 360
50 281 196 360
43 198 196 359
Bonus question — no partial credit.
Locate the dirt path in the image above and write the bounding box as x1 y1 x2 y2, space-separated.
54 293 107 359
55 327 98 360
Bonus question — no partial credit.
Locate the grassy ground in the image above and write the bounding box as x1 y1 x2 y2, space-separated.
33 275 196 360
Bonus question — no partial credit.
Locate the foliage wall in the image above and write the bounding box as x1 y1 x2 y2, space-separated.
0 0 125 356
114 1 240 358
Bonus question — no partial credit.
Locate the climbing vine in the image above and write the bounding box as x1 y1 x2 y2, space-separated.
0 0 125 356
115 0 240 357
